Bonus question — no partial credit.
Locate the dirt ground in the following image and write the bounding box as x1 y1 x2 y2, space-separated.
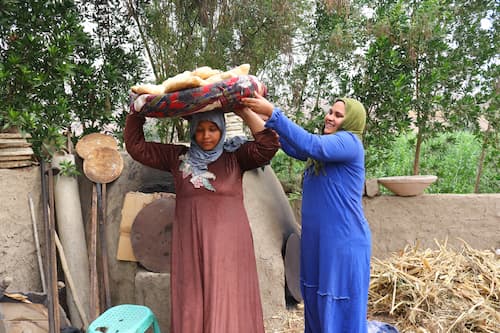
265 305 305 333
264 307 397 333
263 305 390 332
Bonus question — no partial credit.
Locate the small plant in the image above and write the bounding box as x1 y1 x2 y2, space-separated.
0 107 35 133
58 160 81 178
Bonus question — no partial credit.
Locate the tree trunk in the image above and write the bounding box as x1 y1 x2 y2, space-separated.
126 0 159 81
474 134 488 193
413 130 423 175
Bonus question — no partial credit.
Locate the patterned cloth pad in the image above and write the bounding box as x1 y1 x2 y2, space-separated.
368 320 400 333
129 75 267 118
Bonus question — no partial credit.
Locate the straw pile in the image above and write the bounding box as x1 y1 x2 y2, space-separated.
368 239 500 332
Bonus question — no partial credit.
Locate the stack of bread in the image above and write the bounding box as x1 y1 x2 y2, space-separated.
129 64 266 118
131 64 251 95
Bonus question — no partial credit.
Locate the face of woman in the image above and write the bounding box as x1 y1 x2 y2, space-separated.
194 120 222 151
324 101 346 134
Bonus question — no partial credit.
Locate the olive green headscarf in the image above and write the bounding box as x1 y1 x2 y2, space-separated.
334 97 366 140
306 97 367 175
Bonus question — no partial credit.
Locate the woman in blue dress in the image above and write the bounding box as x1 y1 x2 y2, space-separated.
243 93 371 333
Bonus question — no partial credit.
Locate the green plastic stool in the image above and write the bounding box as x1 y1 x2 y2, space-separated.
87 304 161 333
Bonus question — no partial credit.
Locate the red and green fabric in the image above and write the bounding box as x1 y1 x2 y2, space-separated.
130 75 267 118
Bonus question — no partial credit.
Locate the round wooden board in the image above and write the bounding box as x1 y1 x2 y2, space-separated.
131 197 175 273
285 232 302 303
75 133 118 160
83 147 123 183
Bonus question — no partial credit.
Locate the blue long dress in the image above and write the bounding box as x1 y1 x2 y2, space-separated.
265 109 371 333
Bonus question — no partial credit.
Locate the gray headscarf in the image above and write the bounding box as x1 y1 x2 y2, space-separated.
179 109 246 191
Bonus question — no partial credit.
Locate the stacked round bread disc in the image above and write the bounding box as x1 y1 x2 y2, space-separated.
76 133 123 183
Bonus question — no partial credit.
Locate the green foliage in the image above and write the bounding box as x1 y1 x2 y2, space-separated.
270 150 305 195
365 131 499 193
0 107 35 133
0 0 145 160
0 0 497 196
128 0 496 195
126 0 306 141
57 159 81 178
273 131 498 195
266 0 497 183
1 1 80 158
263 0 365 129
77 0 146 138
354 0 498 175
130 0 304 79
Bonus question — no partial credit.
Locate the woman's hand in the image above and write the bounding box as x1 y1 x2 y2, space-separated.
242 92 274 118
233 106 267 121
233 106 250 118
233 107 265 134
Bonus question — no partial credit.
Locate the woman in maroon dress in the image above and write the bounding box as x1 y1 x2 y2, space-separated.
124 107 279 333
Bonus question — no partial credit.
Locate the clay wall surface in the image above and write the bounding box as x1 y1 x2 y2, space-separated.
363 194 499 258
0 167 43 292
291 194 499 258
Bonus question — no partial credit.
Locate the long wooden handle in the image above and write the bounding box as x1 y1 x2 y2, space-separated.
46 163 60 332
97 182 111 310
89 183 100 321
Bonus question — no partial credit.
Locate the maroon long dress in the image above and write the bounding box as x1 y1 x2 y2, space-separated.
124 113 280 333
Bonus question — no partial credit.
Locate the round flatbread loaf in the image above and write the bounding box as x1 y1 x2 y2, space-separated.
131 83 165 95
163 73 205 93
192 66 221 79
130 64 252 94
83 146 123 183
76 133 118 160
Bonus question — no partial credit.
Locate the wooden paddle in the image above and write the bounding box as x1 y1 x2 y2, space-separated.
40 160 60 332
76 134 123 318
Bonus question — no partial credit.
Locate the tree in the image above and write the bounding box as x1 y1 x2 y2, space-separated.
125 0 306 141
76 0 146 143
1 0 82 157
442 0 499 192
262 0 372 187
354 0 498 178
0 0 145 159
257 0 497 192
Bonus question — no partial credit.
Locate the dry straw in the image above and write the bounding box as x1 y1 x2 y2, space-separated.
368 238 500 332
266 238 499 332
